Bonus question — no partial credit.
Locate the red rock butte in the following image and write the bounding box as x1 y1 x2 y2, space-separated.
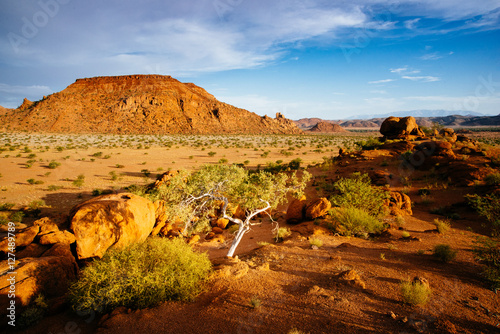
0 75 303 135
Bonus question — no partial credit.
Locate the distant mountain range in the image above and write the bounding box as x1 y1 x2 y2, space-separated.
345 110 485 120
295 113 500 131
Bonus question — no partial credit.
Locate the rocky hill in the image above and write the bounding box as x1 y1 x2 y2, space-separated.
308 121 347 133
0 75 302 135
296 114 500 129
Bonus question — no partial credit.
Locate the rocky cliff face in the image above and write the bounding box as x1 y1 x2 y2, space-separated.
0 75 303 135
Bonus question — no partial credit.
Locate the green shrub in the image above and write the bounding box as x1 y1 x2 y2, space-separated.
0 203 15 211
433 244 457 263
329 173 388 217
355 137 382 150
249 296 262 309
17 294 48 329
484 172 500 186
47 185 62 191
10 211 24 223
72 174 85 188
433 219 451 234
276 227 291 242
68 238 212 313
48 161 61 169
309 238 323 248
331 207 384 238
400 281 431 305
465 194 500 234
473 237 500 291
27 178 44 185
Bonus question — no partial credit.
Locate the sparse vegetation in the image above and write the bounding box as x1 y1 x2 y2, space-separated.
330 207 385 238
400 280 431 306
473 237 500 291
329 172 388 217
309 238 323 248
72 174 85 188
276 227 291 242
68 237 212 313
466 194 500 234
433 218 451 234
249 296 262 309
433 244 457 263
48 160 61 169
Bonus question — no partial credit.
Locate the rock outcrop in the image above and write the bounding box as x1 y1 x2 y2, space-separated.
69 193 156 259
0 75 303 135
380 116 425 139
309 121 347 133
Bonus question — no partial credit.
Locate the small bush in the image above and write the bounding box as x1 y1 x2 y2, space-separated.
208 151 216 157
249 296 261 309
484 172 500 186
433 244 457 263
330 173 388 217
309 238 323 248
68 238 212 313
400 281 431 306
48 161 61 169
466 194 500 233
433 219 451 234
17 294 48 329
10 211 24 223
47 185 62 191
72 174 85 188
27 178 44 185
356 137 382 150
473 237 500 291
0 203 15 211
401 231 411 239
331 207 384 238
276 227 291 242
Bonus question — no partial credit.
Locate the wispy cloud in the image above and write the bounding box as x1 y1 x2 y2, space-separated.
402 75 440 82
370 90 388 94
368 79 395 84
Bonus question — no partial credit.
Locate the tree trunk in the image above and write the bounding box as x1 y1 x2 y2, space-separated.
226 223 249 257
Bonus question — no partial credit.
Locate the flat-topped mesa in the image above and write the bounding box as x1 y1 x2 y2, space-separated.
0 75 303 135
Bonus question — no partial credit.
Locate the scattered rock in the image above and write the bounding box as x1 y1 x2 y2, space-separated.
286 195 307 224
69 193 156 259
380 116 425 139
15 225 40 248
387 191 412 216
151 200 169 236
34 217 60 236
39 230 76 245
337 270 366 289
215 218 230 229
212 227 224 235
305 198 331 220
187 235 200 245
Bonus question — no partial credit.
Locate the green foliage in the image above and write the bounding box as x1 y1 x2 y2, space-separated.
0 203 15 211
466 194 500 234
473 237 500 291
141 169 151 177
309 238 323 248
331 207 385 238
17 294 48 329
249 296 262 309
433 244 457 263
355 137 382 150
27 178 44 185
47 185 62 191
329 172 388 217
484 172 500 186
276 227 291 242
68 238 212 313
48 160 61 169
72 174 85 188
433 218 451 234
208 151 216 157
10 211 24 223
400 281 431 306
143 164 310 235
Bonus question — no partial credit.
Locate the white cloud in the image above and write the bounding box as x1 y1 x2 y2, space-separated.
402 75 440 82
404 18 421 30
420 53 443 60
368 79 395 84
370 90 388 94
0 83 52 96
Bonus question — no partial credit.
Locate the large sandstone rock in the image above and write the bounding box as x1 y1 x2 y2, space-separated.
39 230 76 245
387 192 412 216
286 196 307 224
0 256 78 315
70 193 156 259
407 141 456 170
380 116 425 139
305 198 332 220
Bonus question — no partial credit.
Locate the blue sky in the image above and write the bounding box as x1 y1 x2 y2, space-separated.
1 0 499 119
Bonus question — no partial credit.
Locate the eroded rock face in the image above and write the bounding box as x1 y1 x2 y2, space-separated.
387 192 413 216
380 116 425 139
70 193 156 259
0 256 77 315
305 198 332 220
